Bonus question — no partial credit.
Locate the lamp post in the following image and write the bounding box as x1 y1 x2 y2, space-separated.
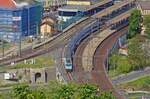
0 34 4 58
2 37 4 57
18 35 21 57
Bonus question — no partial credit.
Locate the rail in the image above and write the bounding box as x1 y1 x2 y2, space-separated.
71 8 133 99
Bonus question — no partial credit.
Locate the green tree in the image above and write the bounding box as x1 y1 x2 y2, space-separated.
109 54 131 74
143 15 150 38
11 82 115 99
128 9 141 39
30 89 46 99
52 83 76 99
143 15 150 26
109 54 120 70
12 84 31 99
128 35 147 70
116 56 132 73
99 91 115 99
77 84 97 99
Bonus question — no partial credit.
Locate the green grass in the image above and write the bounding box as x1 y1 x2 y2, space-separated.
108 69 121 78
108 55 131 78
0 55 54 72
118 76 150 91
13 55 54 69
0 82 28 88
0 42 12 53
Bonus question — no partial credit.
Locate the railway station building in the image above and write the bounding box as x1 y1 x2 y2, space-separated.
58 5 89 22
37 0 67 11
0 0 43 42
58 0 113 22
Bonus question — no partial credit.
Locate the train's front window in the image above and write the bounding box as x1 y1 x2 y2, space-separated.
66 59 71 63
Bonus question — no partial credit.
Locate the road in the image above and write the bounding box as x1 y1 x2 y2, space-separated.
112 67 150 84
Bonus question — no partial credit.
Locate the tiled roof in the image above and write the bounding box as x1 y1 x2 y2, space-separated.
0 0 16 8
138 1 150 10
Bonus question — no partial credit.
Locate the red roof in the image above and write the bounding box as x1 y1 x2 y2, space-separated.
0 0 16 9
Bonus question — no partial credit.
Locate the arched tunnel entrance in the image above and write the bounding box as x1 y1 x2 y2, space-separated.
35 72 41 83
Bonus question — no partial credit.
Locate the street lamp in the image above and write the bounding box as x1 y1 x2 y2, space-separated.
0 34 5 58
18 35 21 57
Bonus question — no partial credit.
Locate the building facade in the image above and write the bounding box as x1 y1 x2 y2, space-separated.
58 0 113 22
37 0 67 11
0 0 43 42
40 16 57 37
137 1 150 15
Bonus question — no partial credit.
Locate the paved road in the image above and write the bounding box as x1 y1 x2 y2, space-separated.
112 67 150 84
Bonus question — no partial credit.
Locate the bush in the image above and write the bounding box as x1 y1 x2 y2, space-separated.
9 82 116 99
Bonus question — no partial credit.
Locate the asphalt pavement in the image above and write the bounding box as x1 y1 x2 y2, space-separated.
112 67 150 84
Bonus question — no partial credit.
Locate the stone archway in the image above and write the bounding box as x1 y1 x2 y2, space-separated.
35 72 41 83
30 68 46 84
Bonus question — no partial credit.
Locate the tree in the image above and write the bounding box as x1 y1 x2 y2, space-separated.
10 82 115 99
128 35 147 70
128 9 141 39
109 54 120 70
29 89 46 99
99 91 115 99
143 15 150 27
12 84 46 99
143 15 150 38
77 84 97 99
53 83 76 99
12 84 31 99
116 56 132 73
109 54 131 74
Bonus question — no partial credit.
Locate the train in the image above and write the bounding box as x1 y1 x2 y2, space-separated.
64 0 135 71
63 58 73 71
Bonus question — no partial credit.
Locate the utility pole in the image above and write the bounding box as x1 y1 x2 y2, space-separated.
2 38 4 57
0 34 4 58
18 36 21 57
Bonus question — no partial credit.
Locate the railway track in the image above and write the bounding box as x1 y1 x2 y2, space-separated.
73 26 128 99
0 18 95 65
0 0 134 66
58 1 134 98
0 1 134 98
0 0 114 65
92 27 128 99
70 7 132 98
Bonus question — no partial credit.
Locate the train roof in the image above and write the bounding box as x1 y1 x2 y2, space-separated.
93 0 134 18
